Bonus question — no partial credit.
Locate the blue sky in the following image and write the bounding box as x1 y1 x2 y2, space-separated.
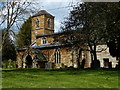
0 0 78 33
35 0 119 32
30 1 78 32
1 0 119 33
40 1 75 32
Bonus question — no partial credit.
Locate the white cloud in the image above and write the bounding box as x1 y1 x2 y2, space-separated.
0 0 77 33
39 1 74 32
34 0 73 2
54 19 61 32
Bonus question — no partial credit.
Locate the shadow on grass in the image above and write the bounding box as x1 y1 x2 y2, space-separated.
1 88 119 90
2 68 118 76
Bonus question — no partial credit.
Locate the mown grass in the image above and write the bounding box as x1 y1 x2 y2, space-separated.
2 68 119 88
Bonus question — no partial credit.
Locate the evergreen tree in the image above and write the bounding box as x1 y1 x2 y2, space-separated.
2 29 16 61
16 17 32 48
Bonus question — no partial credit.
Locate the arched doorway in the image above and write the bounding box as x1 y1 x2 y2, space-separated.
26 55 33 68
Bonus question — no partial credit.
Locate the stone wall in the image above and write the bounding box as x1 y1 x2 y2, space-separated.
16 45 118 69
17 10 118 69
40 47 90 68
96 45 117 68
31 14 54 44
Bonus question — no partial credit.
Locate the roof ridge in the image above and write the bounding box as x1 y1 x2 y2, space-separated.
32 10 54 17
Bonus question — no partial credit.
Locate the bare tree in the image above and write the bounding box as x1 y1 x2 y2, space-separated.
0 0 41 50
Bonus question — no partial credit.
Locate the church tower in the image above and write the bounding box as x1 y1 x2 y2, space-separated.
31 10 54 44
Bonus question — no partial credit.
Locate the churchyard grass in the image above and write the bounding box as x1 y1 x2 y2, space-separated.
2 68 119 88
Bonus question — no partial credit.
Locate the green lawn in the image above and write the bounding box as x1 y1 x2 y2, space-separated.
2 68 119 88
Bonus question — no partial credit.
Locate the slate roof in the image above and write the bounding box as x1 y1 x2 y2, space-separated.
32 10 54 17
17 48 27 52
36 32 63 38
32 42 73 50
35 30 71 38
17 48 47 61
31 49 47 61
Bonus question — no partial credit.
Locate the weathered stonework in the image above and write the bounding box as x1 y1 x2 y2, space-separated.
16 10 118 69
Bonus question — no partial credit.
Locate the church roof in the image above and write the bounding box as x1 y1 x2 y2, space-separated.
17 48 47 61
36 31 69 38
32 42 73 50
36 32 63 38
32 10 54 17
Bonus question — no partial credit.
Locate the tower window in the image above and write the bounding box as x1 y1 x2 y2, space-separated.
36 19 40 28
55 49 61 64
52 38 55 43
42 37 47 44
48 18 51 28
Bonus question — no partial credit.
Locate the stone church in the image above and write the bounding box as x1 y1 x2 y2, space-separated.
16 10 118 68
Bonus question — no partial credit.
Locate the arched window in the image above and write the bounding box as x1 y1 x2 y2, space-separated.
42 37 47 44
36 19 40 28
55 49 61 64
47 18 51 28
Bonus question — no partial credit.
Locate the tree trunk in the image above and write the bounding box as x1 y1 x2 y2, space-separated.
77 48 82 68
93 44 97 61
91 44 100 69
